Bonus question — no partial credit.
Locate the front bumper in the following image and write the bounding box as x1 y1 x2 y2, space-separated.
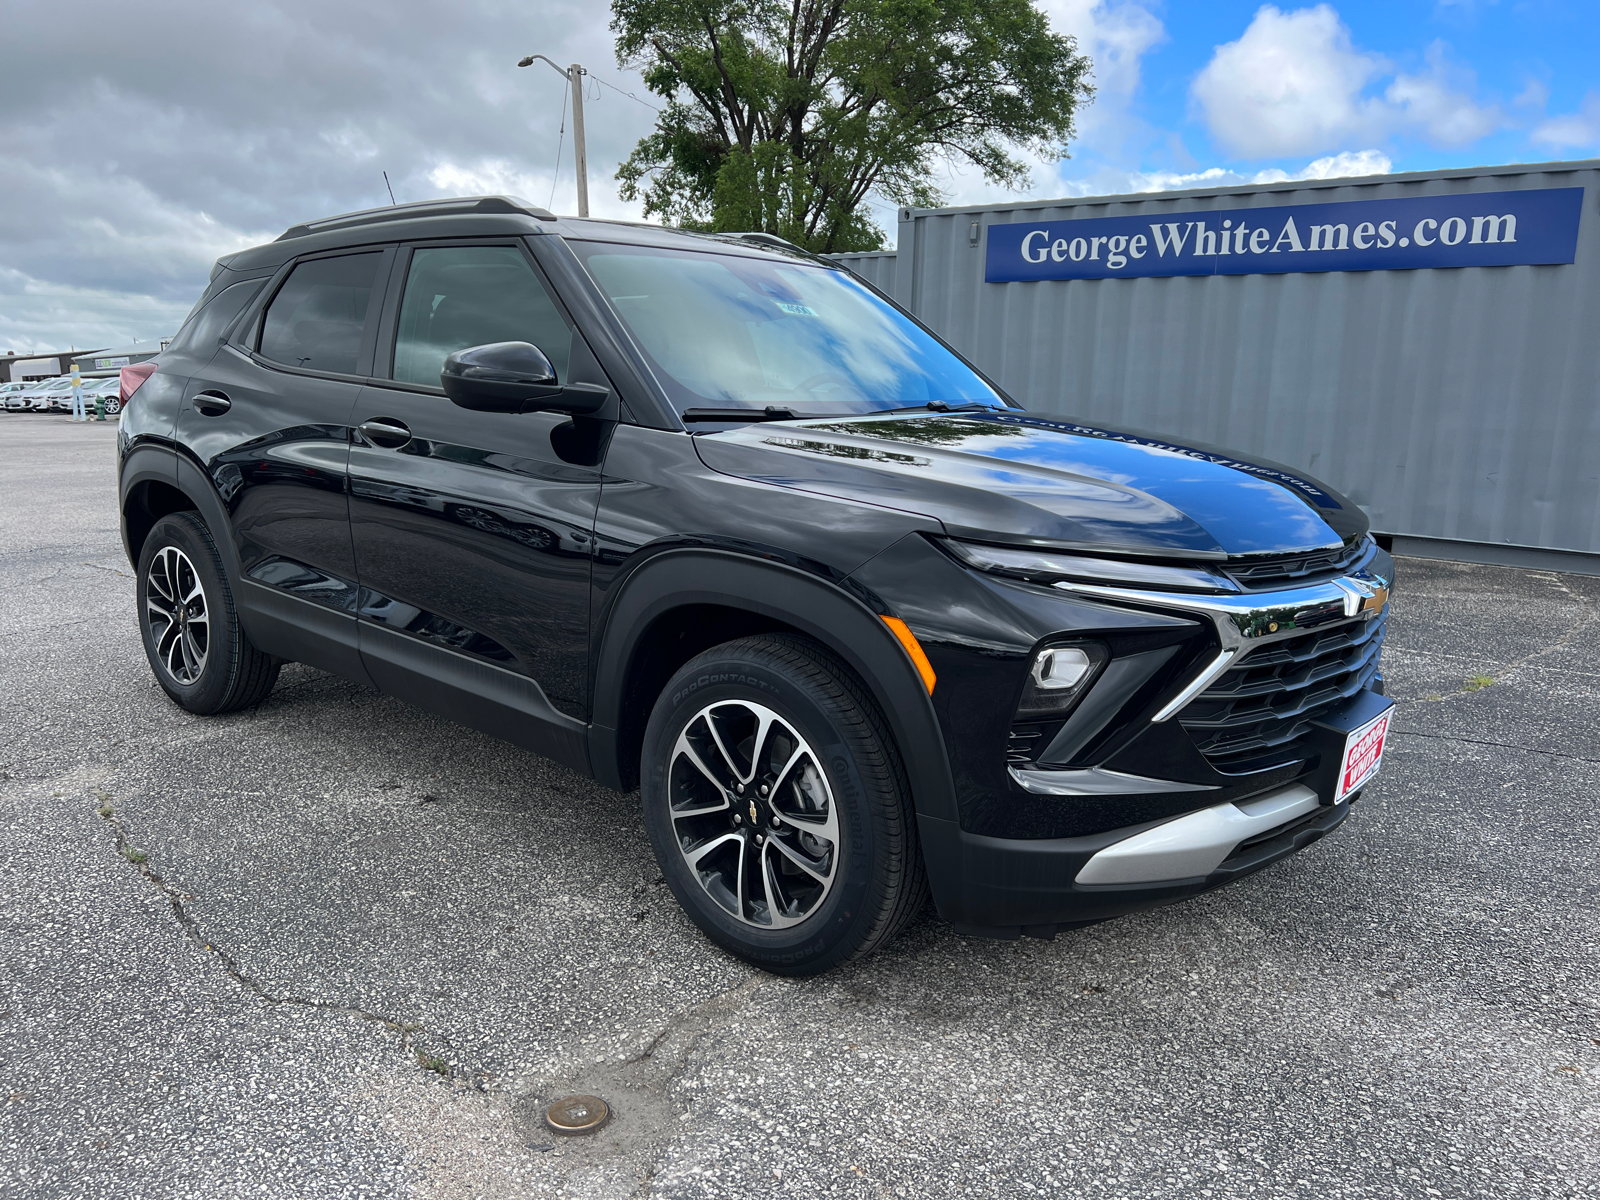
919 686 1390 937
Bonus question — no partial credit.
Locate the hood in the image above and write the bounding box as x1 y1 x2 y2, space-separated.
693 410 1366 559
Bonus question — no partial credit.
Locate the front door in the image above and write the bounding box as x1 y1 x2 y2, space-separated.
347 241 605 727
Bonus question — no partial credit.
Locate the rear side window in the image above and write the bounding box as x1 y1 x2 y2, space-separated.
391 246 572 387
258 253 382 374
170 277 266 356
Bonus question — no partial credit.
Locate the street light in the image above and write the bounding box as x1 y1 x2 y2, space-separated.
518 53 588 218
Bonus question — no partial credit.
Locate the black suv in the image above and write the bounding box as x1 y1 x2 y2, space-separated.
118 196 1394 975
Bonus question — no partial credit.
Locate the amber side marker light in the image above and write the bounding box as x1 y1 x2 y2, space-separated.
881 616 937 694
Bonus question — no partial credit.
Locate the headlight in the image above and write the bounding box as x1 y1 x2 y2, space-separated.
943 538 1237 594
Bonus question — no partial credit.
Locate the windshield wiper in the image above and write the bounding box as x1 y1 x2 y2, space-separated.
682 406 813 423
880 401 1004 415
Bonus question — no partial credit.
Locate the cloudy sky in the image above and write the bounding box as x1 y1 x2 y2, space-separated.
3 0 1594 353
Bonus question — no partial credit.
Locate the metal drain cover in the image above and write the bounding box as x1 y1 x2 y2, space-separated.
545 1094 610 1136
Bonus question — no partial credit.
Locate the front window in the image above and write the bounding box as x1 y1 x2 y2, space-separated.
572 241 1006 419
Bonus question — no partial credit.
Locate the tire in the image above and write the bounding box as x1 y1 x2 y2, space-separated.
136 512 280 714
641 634 928 975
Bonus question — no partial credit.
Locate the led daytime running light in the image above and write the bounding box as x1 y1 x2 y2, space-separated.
945 539 1237 594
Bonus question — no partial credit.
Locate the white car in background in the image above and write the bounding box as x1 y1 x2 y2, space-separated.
0 381 31 410
31 378 78 412
6 378 63 411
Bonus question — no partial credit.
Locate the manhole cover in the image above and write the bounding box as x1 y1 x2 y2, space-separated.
545 1094 610 1136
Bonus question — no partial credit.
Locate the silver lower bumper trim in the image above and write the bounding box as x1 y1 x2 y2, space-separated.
1008 766 1218 796
1074 783 1322 885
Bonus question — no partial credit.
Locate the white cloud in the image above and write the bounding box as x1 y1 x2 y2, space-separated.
1295 148 1393 178
1037 0 1165 155
1383 43 1502 145
1191 5 1501 158
1532 93 1600 152
1114 148 1390 194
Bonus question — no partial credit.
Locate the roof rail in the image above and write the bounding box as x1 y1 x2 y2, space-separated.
730 232 803 252
276 195 556 241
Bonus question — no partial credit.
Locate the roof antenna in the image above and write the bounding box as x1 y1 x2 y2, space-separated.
382 171 397 205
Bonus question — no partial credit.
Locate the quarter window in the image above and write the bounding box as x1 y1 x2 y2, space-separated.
391 246 572 388
257 253 383 375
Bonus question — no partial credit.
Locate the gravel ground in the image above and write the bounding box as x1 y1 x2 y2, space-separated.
2 414 1597 1200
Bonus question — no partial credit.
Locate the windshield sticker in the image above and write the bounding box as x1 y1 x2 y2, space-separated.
963 412 1344 509
773 301 817 316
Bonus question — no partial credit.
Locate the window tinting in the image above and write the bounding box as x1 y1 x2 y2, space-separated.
258 253 382 374
574 243 1002 417
169 277 267 356
392 246 572 387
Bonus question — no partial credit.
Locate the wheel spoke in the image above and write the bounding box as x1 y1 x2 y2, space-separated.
674 728 733 796
149 552 176 602
759 845 790 926
768 832 832 885
684 831 742 871
705 706 759 784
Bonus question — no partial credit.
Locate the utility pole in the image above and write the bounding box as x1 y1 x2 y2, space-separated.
518 54 589 217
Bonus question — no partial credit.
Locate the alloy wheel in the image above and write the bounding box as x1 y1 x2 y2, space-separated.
145 546 210 684
668 700 840 928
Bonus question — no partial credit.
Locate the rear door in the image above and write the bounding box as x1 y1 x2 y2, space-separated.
179 247 391 678
346 239 607 734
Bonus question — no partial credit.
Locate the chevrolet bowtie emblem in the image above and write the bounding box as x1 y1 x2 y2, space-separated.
1335 575 1390 618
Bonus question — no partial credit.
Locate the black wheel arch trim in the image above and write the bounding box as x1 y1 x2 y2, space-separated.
118 445 180 568
588 547 959 829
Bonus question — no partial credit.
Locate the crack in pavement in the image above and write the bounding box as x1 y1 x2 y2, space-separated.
1403 569 1598 704
1388 730 1600 767
90 788 490 1090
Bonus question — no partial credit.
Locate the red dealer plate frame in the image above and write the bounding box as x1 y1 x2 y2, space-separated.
1335 708 1391 803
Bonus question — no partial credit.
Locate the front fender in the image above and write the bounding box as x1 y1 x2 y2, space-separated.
588 547 959 828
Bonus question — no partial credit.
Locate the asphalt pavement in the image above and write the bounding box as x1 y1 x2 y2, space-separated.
2 414 1597 1199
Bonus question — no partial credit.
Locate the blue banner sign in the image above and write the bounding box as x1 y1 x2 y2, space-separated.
985 187 1584 282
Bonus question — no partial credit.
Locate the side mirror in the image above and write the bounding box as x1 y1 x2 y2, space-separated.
440 341 609 415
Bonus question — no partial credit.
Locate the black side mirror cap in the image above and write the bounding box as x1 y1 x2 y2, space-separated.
441 341 610 415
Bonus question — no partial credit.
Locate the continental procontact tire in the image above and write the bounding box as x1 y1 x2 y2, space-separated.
137 512 280 714
641 634 927 975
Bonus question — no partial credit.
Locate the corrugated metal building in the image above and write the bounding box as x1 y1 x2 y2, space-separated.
832 159 1600 574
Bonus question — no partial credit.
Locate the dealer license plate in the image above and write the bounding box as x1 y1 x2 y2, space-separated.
1334 709 1391 803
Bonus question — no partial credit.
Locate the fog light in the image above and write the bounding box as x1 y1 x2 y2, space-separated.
1017 643 1106 717
1034 647 1092 690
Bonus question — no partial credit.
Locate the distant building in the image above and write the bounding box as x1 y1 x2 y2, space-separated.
1 349 106 383
71 338 171 378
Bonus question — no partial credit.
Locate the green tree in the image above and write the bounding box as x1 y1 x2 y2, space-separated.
611 0 1094 253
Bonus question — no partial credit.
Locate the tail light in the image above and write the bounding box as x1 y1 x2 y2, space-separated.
119 363 157 411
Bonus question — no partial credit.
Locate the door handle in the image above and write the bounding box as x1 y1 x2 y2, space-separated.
193 390 231 416
358 417 413 449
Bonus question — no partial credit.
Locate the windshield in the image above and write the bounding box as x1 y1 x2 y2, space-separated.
573 241 1006 420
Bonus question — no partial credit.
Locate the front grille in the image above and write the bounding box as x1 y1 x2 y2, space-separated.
1179 610 1386 774
1221 538 1370 590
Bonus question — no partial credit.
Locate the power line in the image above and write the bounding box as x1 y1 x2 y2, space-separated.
548 84 569 210
587 71 661 112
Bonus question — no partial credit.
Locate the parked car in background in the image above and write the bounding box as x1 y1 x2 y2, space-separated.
81 377 124 414
0 382 30 409
31 378 77 411
5 380 48 410
8 378 65 411
119 195 1394 975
